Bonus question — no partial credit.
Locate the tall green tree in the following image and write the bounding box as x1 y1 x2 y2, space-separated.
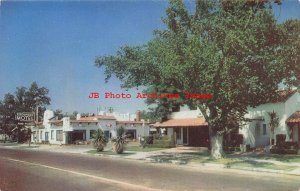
0 82 51 142
0 94 17 142
53 109 64 120
95 0 299 159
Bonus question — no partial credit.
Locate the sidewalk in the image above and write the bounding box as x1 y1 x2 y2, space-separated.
1 143 300 176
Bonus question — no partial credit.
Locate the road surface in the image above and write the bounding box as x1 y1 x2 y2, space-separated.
0 148 300 191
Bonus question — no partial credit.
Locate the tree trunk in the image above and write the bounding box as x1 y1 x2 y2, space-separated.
270 131 274 146
269 131 273 146
210 134 224 159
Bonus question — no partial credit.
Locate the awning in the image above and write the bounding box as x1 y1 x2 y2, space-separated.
287 111 300 124
151 117 207 128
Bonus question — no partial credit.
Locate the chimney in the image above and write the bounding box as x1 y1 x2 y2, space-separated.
135 110 141 122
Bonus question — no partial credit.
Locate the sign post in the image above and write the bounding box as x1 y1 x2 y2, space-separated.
15 112 35 144
15 112 35 124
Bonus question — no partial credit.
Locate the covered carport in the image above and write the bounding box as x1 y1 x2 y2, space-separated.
152 117 209 147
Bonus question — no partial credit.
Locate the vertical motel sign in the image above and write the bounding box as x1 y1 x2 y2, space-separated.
15 112 35 125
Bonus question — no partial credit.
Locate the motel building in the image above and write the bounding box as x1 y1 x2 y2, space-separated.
31 110 150 145
31 89 300 148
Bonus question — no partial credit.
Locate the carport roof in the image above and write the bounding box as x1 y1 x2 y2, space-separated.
287 111 300 124
151 117 207 128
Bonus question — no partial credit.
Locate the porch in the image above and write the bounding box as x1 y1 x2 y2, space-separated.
286 111 300 145
152 118 209 147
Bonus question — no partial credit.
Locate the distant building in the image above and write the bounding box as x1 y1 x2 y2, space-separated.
31 110 150 144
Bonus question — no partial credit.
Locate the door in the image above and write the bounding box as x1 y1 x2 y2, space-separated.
174 128 182 145
104 130 110 139
125 129 136 139
45 132 49 141
183 128 188 145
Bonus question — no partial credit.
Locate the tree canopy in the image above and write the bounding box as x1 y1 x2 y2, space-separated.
95 0 300 158
0 82 51 142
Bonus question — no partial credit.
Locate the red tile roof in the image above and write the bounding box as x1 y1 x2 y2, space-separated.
70 115 116 123
70 120 98 123
117 121 150 124
269 89 297 103
287 111 300 124
152 118 207 128
48 120 63 124
48 120 63 126
79 115 116 121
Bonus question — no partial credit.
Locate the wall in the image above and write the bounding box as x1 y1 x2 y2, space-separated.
118 123 150 138
284 92 300 141
104 111 136 121
169 109 202 119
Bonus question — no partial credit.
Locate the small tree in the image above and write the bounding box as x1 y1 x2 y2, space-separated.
111 126 127 154
93 129 108 152
268 110 279 145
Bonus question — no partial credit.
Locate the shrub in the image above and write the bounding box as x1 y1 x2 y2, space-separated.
93 129 108 152
111 126 128 154
270 141 298 154
140 136 154 148
147 135 175 148
276 134 286 145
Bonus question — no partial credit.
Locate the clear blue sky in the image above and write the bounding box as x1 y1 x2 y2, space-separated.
0 0 299 114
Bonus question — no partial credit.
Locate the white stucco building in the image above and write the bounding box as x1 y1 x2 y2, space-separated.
31 90 300 148
153 90 300 148
239 90 300 148
31 110 150 145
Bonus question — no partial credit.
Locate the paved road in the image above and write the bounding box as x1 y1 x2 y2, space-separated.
0 148 300 191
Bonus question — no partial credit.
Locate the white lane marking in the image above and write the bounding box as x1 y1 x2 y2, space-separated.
1 157 166 191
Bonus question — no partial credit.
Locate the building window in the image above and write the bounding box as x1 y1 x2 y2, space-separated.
90 130 96 139
40 131 43 139
32 131 36 140
56 130 63 141
262 124 267 135
51 130 54 140
255 123 260 137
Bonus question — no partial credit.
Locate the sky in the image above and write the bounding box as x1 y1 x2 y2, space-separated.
0 0 299 114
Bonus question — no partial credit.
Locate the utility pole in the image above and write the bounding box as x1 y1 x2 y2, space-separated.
36 106 39 123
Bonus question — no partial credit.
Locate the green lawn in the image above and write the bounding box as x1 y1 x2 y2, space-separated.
15 145 40 149
227 160 296 171
149 152 211 163
126 146 166 152
0 143 19 146
147 152 298 171
86 149 135 156
237 153 300 163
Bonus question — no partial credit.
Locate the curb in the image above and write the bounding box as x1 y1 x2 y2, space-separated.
188 162 300 176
